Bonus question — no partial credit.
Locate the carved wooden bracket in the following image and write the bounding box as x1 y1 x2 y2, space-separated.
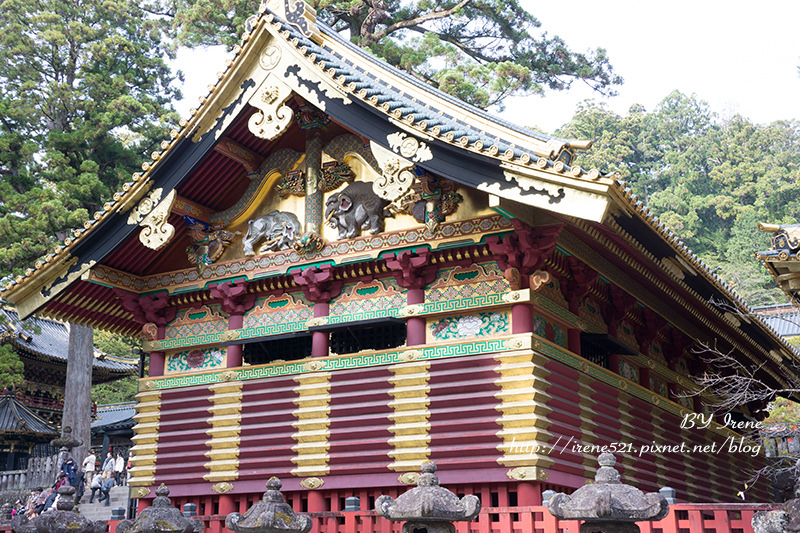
607 285 637 332
384 249 437 290
291 264 343 303
214 137 265 174
638 308 668 354
665 327 694 368
564 256 599 312
210 280 256 316
487 219 562 280
114 289 176 327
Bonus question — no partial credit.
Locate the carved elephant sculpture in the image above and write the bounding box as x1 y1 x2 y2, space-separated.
242 210 302 255
325 181 390 240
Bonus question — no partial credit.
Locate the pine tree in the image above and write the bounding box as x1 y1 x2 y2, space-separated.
0 0 181 282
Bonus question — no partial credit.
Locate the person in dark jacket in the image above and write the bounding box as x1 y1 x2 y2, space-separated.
73 470 85 503
97 477 115 507
60 457 77 487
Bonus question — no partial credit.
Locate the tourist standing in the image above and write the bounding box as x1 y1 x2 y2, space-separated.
82 449 96 477
73 469 85 503
101 452 114 480
114 453 125 486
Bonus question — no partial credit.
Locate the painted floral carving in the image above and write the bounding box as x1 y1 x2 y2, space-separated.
456 315 482 337
186 350 205 368
167 348 225 373
430 312 509 340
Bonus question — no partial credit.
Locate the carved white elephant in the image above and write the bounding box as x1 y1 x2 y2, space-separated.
324 181 390 240
242 210 302 255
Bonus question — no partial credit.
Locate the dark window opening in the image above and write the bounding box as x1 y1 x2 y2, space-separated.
580 333 636 370
242 333 312 365
327 320 406 355
581 340 610 369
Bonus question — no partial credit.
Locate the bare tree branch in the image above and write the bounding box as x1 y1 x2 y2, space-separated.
364 0 473 46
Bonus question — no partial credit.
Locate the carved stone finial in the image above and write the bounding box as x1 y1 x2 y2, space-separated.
115 483 204 533
51 426 81 464
12 485 105 533
0 503 13 524
225 477 312 533
548 454 669 533
50 426 81 451
376 461 480 533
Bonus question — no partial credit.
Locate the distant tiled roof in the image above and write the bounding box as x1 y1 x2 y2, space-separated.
0 308 137 374
754 304 800 338
92 403 136 432
0 391 58 436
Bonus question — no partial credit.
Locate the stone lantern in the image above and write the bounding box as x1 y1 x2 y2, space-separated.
51 426 81 462
375 461 480 533
11 485 105 533
115 484 204 533
753 459 800 533
225 477 312 533
547 453 669 533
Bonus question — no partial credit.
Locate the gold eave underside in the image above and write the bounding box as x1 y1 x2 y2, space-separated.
485 164 612 223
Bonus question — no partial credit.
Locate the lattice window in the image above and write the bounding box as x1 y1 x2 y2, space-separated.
242 334 312 365
329 321 406 355
580 338 610 369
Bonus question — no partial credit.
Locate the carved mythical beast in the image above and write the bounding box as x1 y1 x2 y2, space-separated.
324 181 390 240
242 210 302 255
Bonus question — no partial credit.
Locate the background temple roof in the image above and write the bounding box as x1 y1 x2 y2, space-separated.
91 402 136 433
754 304 800 339
0 308 137 377
0 391 58 437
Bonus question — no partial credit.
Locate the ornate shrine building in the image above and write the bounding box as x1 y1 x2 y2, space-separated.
2 0 796 512
0 309 136 468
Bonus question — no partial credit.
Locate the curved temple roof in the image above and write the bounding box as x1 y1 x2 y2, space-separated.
0 308 137 381
0 390 58 437
0 0 797 397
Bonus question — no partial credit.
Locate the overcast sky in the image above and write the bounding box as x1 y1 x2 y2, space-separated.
509 0 800 133
175 1 800 134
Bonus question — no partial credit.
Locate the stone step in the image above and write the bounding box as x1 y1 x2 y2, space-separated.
75 486 130 522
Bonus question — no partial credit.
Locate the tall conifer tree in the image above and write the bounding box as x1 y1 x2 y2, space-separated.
167 0 623 110
0 0 180 281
